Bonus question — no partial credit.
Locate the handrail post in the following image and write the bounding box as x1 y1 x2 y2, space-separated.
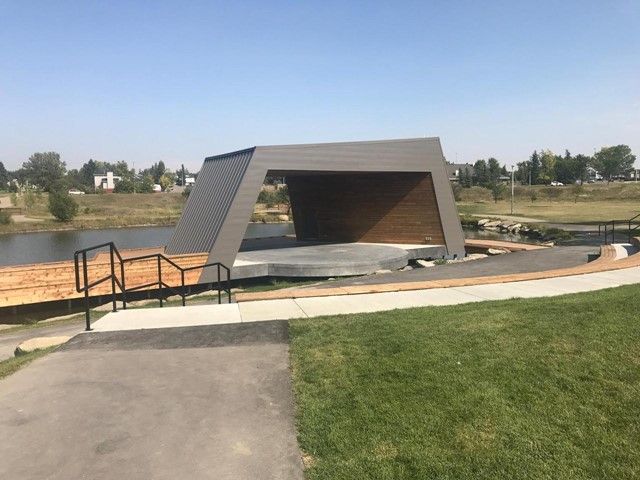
109 245 117 313
629 220 632 243
227 267 231 304
181 270 186 307
217 264 221 304
120 259 127 310
157 256 163 308
82 251 91 331
612 220 615 244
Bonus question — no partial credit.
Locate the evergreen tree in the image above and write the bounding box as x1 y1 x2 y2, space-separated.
530 151 541 185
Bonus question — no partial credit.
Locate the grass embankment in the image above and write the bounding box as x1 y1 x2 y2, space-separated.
0 192 186 234
0 347 55 380
290 284 640 479
457 183 640 223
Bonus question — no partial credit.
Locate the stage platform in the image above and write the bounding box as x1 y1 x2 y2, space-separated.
233 239 446 278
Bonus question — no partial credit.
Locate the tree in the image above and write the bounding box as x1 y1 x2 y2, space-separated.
462 167 472 187
530 151 541 185
114 178 135 193
48 189 78 221
22 152 66 191
487 158 501 184
516 161 531 185
472 160 489 187
491 183 507 203
555 150 575 184
148 161 166 183
539 150 557 184
592 145 636 181
574 154 590 184
159 172 175 191
0 161 8 189
137 175 155 193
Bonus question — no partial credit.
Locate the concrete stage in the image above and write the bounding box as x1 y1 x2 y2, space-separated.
232 237 446 278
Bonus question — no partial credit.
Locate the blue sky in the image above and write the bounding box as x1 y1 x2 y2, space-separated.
1 0 638 171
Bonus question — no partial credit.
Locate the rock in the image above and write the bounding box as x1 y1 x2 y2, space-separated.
462 253 488 262
15 336 71 356
541 241 555 247
401 265 413 271
416 259 436 268
487 248 509 255
483 220 501 228
477 219 491 226
374 269 392 274
277 214 289 221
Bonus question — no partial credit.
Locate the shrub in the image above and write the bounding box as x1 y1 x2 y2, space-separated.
48 190 78 222
182 186 192 198
0 209 12 225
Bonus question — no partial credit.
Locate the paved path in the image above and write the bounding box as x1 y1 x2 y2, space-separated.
0 318 86 361
0 321 303 480
88 265 640 332
312 246 597 288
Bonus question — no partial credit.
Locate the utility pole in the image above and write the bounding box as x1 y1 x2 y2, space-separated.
181 164 185 186
133 161 136 194
511 165 515 215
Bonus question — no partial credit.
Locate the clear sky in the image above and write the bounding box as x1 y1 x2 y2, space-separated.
1 0 638 171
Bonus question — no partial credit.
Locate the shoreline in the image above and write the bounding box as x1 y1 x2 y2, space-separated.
0 219 292 236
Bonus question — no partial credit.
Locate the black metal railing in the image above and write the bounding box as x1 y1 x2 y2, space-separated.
598 213 640 245
628 213 640 243
74 242 231 331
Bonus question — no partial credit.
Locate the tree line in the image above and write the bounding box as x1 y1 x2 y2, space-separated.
0 152 194 194
457 145 636 190
516 145 635 185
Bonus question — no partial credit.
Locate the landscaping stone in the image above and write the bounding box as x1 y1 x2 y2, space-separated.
484 220 501 228
14 336 71 356
401 265 413 271
487 248 509 255
416 259 436 268
477 219 491 226
277 214 289 221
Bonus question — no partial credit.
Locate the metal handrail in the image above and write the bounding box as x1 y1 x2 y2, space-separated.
74 242 231 331
597 213 640 245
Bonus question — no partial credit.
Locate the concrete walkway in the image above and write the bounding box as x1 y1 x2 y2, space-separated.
90 266 640 332
0 321 303 480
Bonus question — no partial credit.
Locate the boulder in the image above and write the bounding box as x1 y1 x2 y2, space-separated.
483 220 501 228
15 336 71 356
277 214 289 221
416 259 436 268
487 248 509 255
401 265 413 271
374 269 392 274
477 219 491 226
462 253 488 262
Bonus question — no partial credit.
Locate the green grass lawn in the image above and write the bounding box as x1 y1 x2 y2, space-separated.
290 285 640 479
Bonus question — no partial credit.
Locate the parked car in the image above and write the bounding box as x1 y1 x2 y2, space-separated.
550 181 564 186
68 188 85 195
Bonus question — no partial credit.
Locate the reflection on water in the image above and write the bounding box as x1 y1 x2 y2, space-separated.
0 223 295 267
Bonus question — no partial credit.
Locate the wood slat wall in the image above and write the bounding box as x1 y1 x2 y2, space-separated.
287 172 445 245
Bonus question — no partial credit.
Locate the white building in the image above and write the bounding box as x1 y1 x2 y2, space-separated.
94 172 121 192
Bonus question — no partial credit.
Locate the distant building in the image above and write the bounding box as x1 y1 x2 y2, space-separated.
94 172 121 192
153 184 162 193
184 176 196 186
446 163 474 182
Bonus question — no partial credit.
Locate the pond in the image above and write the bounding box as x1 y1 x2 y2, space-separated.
0 222 295 267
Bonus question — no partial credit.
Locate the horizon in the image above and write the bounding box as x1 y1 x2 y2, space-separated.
1 0 638 171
